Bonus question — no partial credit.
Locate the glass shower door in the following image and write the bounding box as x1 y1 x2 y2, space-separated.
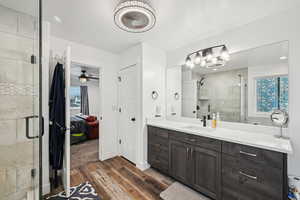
0 1 41 199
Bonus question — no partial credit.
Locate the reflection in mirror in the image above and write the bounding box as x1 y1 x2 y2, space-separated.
166 41 289 126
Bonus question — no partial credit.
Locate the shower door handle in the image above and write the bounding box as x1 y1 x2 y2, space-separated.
25 115 39 139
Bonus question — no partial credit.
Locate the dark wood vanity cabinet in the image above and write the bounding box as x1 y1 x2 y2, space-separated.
148 126 170 174
169 140 191 183
221 142 287 200
192 146 221 199
169 140 221 199
147 126 287 200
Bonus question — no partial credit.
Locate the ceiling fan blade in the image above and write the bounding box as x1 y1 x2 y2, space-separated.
88 76 99 80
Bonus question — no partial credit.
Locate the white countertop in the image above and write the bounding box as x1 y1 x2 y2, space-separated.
147 118 293 154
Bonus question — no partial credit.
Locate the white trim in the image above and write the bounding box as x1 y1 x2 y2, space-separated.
69 61 103 162
42 21 51 196
136 162 151 171
64 46 71 197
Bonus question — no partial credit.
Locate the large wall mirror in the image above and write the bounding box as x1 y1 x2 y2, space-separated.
166 41 289 126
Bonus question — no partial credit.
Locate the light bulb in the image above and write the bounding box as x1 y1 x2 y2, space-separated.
206 53 212 61
205 48 213 61
212 57 218 64
221 46 230 61
200 59 206 67
194 52 201 65
190 62 195 69
80 77 87 83
185 56 192 67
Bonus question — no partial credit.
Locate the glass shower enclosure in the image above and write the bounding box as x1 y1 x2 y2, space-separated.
0 0 42 199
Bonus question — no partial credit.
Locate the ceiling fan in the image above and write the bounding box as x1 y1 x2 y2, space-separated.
78 70 99 83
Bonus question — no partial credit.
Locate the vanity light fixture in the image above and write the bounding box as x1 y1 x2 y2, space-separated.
114 0 156 33
185 45 230 69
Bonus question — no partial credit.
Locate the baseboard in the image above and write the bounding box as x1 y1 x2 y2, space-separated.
136 161 150 171
100 151 117 161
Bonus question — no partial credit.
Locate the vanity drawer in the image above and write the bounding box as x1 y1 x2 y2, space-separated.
169 130 221 152
148 126 169 139
222 154 284 200
222 141 284 169
148 143 169 159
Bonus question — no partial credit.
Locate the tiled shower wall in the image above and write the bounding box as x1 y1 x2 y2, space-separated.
198 68 248 122
0 5 38 200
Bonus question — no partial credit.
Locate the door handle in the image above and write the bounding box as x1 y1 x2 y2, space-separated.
41 116 44 137
25 115 39 139
187 147 190 160
131 117 136 122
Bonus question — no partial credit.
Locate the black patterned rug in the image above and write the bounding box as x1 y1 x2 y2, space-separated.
46 182 101 200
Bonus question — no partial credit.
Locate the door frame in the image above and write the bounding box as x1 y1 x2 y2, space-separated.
70 61 103 161
117 63 142 164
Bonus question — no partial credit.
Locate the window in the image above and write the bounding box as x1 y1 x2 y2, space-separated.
256 75 288 113
70 86 81 108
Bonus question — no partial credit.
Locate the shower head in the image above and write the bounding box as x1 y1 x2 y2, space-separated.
199 77 205 86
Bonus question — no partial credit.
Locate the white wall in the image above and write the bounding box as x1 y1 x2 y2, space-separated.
49 37 119 164
117 43 166 170
248 63 288 118
140 43 166 169
166 66 182 116
167 7 300 176
119 44 142 69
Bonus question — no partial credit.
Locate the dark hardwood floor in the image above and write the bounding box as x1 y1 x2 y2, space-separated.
71 139 99 169
46 156 174 200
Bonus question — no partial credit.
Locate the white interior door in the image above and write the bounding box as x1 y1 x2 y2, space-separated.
63 46 71 197
182 80 198 118
118 65 138 164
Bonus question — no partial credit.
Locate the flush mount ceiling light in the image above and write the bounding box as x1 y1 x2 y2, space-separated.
114 0 156 33
185 45 230 69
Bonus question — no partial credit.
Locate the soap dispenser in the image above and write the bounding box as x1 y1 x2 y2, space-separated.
212 113 217 128
216 112 221 127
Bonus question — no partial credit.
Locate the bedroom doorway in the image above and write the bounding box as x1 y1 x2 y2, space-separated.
69 62 102 169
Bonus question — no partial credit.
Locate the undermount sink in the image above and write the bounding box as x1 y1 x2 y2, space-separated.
181 125 214 132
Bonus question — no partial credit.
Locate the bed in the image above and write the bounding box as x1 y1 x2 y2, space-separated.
70 116 87 145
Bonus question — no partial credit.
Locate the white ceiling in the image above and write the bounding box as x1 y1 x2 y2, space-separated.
1 0 299 53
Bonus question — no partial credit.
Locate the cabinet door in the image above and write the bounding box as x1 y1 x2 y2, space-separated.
169 140 191 184
192 146 221 200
